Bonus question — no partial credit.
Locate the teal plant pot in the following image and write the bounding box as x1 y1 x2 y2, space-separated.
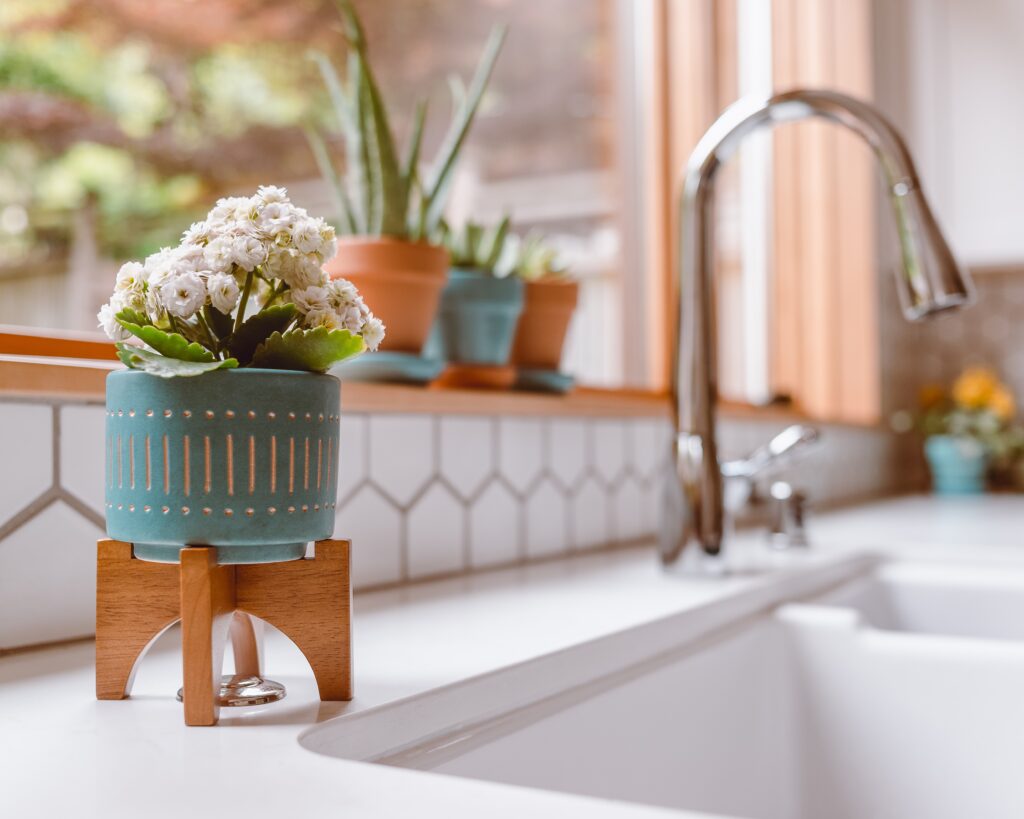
924 435 988 495
105 369 341 564
435 268 524 365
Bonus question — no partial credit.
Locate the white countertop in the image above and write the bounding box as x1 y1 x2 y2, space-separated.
2 495 1022 819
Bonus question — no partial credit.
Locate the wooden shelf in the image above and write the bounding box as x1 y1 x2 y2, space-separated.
0 354 671 419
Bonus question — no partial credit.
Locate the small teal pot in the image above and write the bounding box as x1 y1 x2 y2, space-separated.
105 369 341 564
435 268 524 365
924 435 989 495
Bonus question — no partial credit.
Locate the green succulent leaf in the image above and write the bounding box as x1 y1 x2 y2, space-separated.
116 344 238 378
227 303 298 365
251 327 366 373
117 307 152 327
115 313 216 362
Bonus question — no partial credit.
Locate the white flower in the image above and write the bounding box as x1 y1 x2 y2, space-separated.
291 285 330 315
159 272 206 319
327 278 359 310
303 306 341 330
257 185 288 204
110 288 146 315
207 273 240 314
173 243 207 274
97 303 130 341
291 219 323 254
316 218 337 258
115 261 146 293
181 221 210 246
361 316 385 351
230 234 267 271
204 237 235 274
338 305 364 333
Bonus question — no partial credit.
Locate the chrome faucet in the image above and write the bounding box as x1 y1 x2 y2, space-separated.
660 89 974 566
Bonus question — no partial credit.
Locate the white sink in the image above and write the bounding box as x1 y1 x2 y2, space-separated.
811 560 1024 641
301 556 1024 819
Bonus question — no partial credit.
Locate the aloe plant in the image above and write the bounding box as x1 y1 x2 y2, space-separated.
307 0 506 242
514 233 568 282
437 216 513 275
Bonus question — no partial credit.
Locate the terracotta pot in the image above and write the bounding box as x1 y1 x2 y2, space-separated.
511 280 579 371
325 237 449 354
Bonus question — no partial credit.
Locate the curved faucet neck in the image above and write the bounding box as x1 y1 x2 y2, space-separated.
665 88 971 564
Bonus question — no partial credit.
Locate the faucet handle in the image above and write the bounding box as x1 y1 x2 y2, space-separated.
767 481 809 549
720 424 820 480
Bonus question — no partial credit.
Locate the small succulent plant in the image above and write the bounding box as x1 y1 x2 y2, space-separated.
306 0 506 242
437 216 514 276
514 233 568 282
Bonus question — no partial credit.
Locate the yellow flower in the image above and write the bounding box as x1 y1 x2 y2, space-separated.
989 386 1016 422
918 383 945 410
952 367 999 410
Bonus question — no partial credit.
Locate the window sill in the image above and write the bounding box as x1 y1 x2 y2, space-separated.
0 354 671 419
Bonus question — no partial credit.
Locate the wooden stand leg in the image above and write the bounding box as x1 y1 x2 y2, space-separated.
237 539 353 701
95 539 179 700
180 548 236 726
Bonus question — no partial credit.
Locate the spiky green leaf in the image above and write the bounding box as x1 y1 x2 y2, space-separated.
422 25 507 233
482 216 511 270
227 303 298 365
251 327 366 373
117 307 152 327
115 313 216 362
304 126 357 234
115 344 238 378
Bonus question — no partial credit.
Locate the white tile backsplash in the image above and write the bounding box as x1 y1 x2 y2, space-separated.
368 415 434 506
468 480 521 568
0 403 52 523
593 420 627 484
548 419 587 489
60 404 106 516
338 485 403 588
524 477 568 559
571 477 611 551
0 500 101 647
497 417 544 493
407 482 464 579
439 416 493 500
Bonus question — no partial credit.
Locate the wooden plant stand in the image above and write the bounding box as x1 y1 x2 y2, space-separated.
96 538 352 726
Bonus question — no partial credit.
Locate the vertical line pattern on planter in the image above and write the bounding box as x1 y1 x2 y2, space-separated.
289 438 295 495
317 438 323 490
117 434 123 489
304 437 310 491
145 435 151 491
128 434 135 489
226 434 234 496
106 436 112 489
203 435 211 494
326 437 332 485
248 435 256 495
183 435 191 497
270 436 277 494
162 434 169 495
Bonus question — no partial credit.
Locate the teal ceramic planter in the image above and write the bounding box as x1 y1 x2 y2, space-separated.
435 268 524 365
924 435 988 495
105 369 341 564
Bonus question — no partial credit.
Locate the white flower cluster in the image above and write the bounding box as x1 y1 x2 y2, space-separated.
97 186 384 351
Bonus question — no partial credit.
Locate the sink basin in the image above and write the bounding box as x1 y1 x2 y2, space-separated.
812 560 1024 641
301 557 1024 819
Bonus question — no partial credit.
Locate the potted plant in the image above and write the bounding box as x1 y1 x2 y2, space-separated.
432 217 523 389
97 186 383 564
915 368 1018 495
509 233 578 393
306 0 506 367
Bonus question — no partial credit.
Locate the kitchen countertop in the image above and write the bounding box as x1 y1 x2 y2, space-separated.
2 495 1023 819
